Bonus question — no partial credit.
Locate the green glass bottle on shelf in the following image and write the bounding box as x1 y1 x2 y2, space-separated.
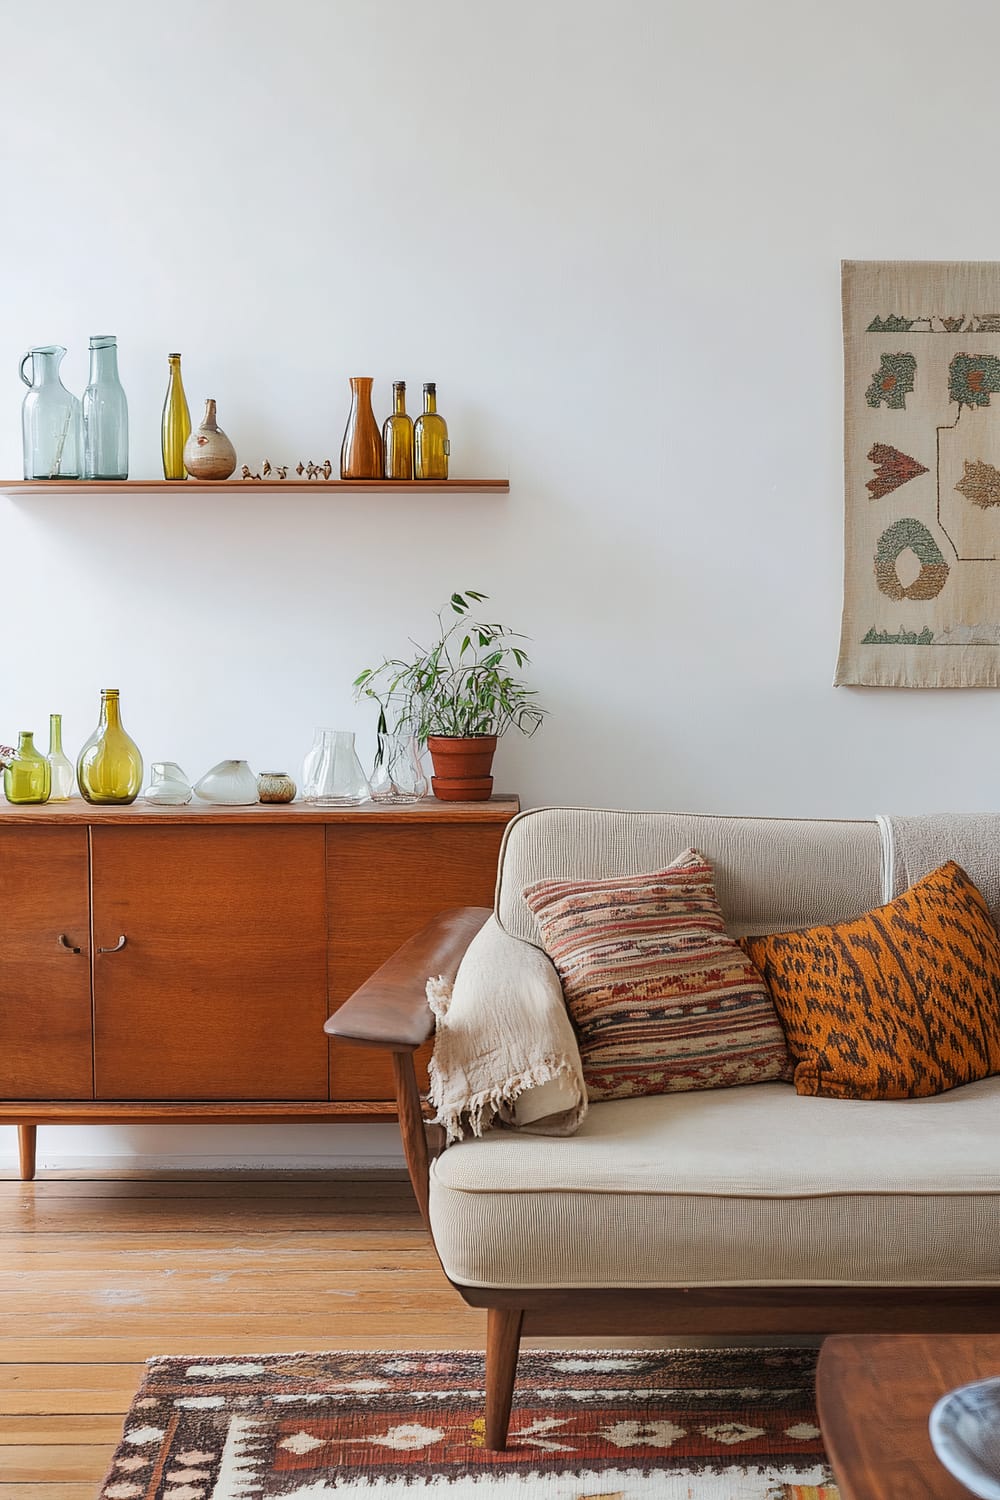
414 382 450 480
76 688 143 805
47 713 75 800
161 352 191 479
382 380 414 480
4 731 51 804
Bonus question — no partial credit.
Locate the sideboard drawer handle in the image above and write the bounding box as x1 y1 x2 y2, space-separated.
98 935 128 954
57 934 81 954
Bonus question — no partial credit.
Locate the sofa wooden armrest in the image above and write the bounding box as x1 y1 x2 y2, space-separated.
324 906 491 1225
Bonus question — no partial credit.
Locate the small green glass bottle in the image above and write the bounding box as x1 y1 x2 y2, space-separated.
414 382 450 480
76 688 143 805
382 381 414 480
4 731 52 804
47 713 75 800
161 352 191 480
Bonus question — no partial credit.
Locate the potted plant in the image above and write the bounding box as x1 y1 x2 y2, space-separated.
353 590 546 801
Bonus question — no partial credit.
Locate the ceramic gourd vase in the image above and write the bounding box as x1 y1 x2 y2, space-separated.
340 378 384 479
183 398 237 480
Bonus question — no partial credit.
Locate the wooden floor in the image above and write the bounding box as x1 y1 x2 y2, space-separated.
0 1165 489 1500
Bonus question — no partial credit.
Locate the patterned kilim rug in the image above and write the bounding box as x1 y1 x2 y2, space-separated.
98 1348 839 1499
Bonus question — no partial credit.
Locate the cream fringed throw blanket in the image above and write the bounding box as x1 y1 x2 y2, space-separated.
878 813 1000 925
426 915 588 1144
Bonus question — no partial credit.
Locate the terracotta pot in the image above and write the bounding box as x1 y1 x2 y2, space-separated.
427 735 497 801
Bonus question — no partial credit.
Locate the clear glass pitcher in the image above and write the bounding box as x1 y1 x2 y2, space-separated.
19 345 82 480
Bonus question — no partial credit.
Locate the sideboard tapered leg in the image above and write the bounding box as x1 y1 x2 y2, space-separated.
17 1125 37 1182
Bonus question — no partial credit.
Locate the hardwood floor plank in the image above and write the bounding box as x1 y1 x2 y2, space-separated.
0 1447 110 1483
0 1416 126 1446
0 1487 94 1500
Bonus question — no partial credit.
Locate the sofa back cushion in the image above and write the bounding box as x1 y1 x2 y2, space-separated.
742 860 1000 1099
523 848 792 1101
498 809 882 947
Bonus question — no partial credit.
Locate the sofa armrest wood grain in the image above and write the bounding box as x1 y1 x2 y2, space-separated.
324 906 492 1229
324 906 492 1051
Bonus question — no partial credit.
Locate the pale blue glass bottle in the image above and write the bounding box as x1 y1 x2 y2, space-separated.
82 335 128 480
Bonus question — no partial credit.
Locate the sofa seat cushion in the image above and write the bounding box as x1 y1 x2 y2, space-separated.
428 1078 1000 1290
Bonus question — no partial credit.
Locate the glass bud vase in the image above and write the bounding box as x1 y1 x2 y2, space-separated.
161 352 191 479
47 713 75 800
3 731 51 804
82 335 129 480
370 730 428 804
340 377 384 479
20 345 82 480
302 729 370 805
77 688 143 805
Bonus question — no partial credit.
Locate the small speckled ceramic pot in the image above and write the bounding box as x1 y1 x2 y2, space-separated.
257 771 297 803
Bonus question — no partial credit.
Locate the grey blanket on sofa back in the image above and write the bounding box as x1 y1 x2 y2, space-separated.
879 813 1000 927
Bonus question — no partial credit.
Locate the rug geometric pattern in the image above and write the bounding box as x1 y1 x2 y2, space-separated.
99 1348 838 1498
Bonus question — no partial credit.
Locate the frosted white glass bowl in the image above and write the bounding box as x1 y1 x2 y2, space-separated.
929 1376 1000 1500
193 759 259 805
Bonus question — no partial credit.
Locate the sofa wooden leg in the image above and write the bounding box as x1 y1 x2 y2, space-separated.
485 1307 524 1450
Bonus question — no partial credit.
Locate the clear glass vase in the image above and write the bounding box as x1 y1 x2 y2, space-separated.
20 346 82 480
370 730 428 804
302 729 370 805
144 761 193 804
46 713 75 800
82 334 128 480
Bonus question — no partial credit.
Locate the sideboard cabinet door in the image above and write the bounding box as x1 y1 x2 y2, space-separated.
327 822 507 1100
0 826 93 1099
91 826 328 1100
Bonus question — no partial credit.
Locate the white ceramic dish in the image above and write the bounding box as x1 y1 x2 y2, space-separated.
929 1375 1000 1500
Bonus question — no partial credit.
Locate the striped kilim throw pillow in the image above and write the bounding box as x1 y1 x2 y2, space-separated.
523 848 791 1101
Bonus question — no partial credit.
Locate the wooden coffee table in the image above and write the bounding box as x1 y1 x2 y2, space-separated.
817 1333 1000 1499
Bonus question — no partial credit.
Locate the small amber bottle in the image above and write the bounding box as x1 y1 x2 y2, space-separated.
383 381 414 480
414 382 450 481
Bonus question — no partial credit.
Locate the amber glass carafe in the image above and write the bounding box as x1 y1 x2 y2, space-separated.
382 381 414 480
76 688 143 805
161 353 191 479
414 382 450 480
340 377 384 479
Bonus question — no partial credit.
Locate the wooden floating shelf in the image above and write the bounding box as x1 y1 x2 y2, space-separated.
2 478 508 493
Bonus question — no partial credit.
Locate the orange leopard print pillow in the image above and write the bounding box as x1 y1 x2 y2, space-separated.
741 861 1000 1099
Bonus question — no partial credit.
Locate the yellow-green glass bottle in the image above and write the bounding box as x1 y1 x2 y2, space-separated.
161 353 191 479
77 688 143 805
414 382 450 481
382 380 414 480
4 731 51 804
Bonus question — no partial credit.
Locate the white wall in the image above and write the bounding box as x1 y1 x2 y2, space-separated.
3 0 999 1167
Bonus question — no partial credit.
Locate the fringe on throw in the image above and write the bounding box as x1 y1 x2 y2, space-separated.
424 976 584 1144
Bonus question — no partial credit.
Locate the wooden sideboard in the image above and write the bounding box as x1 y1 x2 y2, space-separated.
0 794 519 1178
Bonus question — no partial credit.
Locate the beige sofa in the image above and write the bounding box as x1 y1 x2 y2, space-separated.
328 809 1000 1448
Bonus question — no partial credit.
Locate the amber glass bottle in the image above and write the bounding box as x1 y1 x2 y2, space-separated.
382 381 414 480
76 688 143 805
414 382 450 480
